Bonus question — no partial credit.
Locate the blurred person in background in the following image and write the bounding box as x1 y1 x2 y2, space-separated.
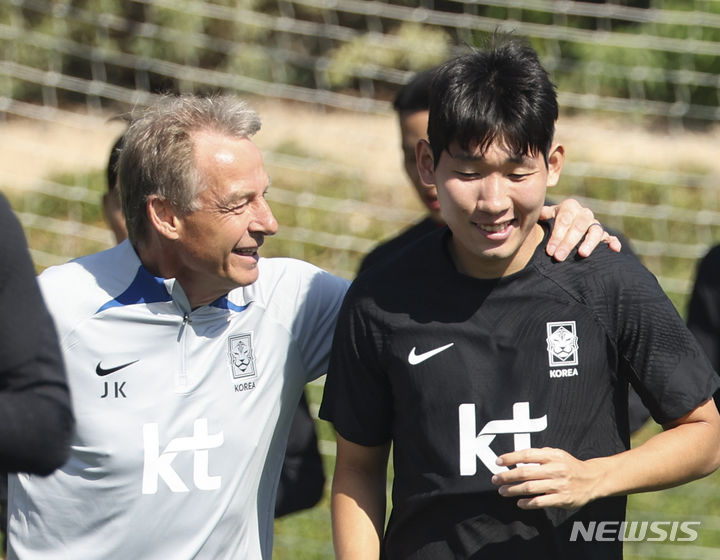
687 245 720 402
104 130 326 518
102 133 129 244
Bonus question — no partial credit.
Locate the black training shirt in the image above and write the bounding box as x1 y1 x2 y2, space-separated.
321 224 717 560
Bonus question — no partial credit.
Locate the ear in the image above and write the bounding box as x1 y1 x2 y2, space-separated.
416 139 437 188
147 195 180 240
546 144 565 188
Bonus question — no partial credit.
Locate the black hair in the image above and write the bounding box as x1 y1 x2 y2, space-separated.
106 134 125 193
427 36 558 167
392 67 437 114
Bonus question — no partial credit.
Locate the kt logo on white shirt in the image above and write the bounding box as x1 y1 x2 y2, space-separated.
142 418 224 494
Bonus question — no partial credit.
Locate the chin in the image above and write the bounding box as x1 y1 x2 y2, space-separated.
222 265 257 287
233 274 259 288
477 244 520 262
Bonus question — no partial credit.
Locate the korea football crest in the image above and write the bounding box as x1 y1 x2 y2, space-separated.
227 332 257 379
546 321 579 367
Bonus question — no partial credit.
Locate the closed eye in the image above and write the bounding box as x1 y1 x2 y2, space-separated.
219 188 270 214
508 171 537 181
218 202 248 214
455 171 481 179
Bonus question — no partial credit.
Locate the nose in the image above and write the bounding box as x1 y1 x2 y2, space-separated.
476 174 508 215
249 196 278 236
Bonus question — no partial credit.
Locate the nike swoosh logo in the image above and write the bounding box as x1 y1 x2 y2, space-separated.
95 360 139 376
408 343 454 365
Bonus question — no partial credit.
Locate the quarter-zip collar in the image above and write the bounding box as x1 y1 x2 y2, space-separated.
96 242 255 316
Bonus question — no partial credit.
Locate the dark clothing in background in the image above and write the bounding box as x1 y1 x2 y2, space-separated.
0 192 74 546
358 216 439 275
687 244 720 408
275 392 325 518
0 192 73 474
688 244 720 373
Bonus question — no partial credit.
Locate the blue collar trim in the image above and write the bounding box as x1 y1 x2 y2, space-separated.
210 297 250 313
96 267 171 313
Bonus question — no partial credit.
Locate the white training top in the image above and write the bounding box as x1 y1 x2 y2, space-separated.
8 240 349 560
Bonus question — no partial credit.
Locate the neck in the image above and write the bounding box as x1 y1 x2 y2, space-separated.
135 236 165 279
449 223 545 280
136 237 231 309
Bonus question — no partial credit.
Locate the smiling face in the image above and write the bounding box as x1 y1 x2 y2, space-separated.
417 137 564 279
172 131 278 306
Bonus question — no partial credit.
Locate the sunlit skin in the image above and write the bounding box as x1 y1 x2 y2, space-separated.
155 131 278 308
398 109 443 224
417 137 564 279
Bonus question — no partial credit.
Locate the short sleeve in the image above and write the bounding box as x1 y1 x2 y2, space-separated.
319 281 394 446
292 268 350 382
600 253 719 425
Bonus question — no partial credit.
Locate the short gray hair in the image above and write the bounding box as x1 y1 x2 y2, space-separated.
117 94 262 246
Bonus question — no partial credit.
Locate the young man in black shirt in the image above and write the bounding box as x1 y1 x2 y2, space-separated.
320 37 720 559
361 64 650 434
